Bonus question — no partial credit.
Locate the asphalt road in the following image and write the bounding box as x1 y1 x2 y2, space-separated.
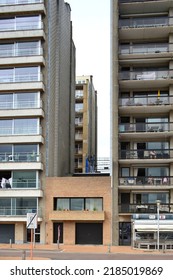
1 249 173 260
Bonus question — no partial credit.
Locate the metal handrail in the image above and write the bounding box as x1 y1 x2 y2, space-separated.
119 16 172 29
119 69 173 80
119 122 172 133
119 95 172 106
119 176 172 186
0 207 40 216
119 148 171 159
119 203 173 213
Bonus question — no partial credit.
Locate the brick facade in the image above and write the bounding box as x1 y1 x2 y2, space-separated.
45 176 111 245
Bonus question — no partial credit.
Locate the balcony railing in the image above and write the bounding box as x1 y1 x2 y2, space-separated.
119 96 172 107
119 122 172 133
119 203 173 214
119 69 173 81
119 16 171 29
119 149 171 159
119 176 172 186
0 179 40 189
0 47 43 57
0 126 42 135
0 0 43 5
0 74 42 83
0 20 43 32
0 100 42 110
119 43 171 55
0 152 41 162
0 207 40 216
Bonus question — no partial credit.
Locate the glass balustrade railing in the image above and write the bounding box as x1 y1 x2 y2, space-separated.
119 149 172 159
119 176 172 186
0 47 43 57
0 152 41 162
0 126 42 135
119 96 172 106
119 203 173 214
119 43 170 55
0 207 41 216
119 70 173 80
119 16 170 29
0 100 42 109
0 73 42 83
119 122 172 133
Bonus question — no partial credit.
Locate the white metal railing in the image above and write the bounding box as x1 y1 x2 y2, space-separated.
0 126 42 135
0 100 42 109
0 47 43 57
0 21 43 32
0 73 42 83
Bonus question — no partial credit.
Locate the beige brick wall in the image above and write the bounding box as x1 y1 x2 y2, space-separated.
45 176 111 245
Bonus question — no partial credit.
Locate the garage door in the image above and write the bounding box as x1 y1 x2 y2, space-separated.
76 223 103 245
0 224 15 243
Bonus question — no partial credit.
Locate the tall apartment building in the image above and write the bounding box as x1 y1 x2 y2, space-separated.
111 0 173 248
75 76 97 173
0 0 75 244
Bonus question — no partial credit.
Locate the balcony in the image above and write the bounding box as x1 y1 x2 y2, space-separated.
0 152 41 162
119 148 172 161
119 203 173 214
119 176 173 188
75 133 83 140
119 70 173 90
119 122 173 139
49 210 105 221
0 178 40 189
119 16 173 40
0 207 41 217
119 95 172 114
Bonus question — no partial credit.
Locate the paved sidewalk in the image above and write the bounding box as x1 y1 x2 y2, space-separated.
0 243 171 254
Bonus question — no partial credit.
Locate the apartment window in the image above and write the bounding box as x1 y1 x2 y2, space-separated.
0 94 13 109
0 41 41 57
0 92 39 109
0 118 39 135
55 199 69 211
121 167 130 177
141 193 169 204
15 67 39 82
15 197 37 215
0 67 40 83
13 171 37 188
14 118 38 134
71 199 84 211
14 92 39 108
54 198 103 211
85 198 103 211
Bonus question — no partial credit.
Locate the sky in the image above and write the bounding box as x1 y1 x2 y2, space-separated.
67 0 110 158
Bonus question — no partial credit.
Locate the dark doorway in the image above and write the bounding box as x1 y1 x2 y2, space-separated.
119 222 131 246
75 223 103 245
137 143 146 159
0 224 15 243
121 193 130 212
53 223 63 244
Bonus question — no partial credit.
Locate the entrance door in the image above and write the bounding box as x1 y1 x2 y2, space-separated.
75 223 103 244
53 223 63 244
0 224 15 243
119 222 131 245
